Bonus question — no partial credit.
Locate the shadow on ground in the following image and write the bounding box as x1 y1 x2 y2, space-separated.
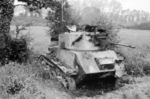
72 77 124 97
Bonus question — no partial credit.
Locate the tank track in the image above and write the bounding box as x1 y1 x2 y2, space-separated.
38 54 76 90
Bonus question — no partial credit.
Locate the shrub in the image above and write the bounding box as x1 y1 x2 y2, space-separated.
0 24 32 65
0 36 30 65
46 0 81 40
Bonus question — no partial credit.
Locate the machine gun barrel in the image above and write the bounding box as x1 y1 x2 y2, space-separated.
110 42 136 49
81 32 135 49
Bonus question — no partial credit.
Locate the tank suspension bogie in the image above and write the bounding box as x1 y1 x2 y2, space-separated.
38 55 76 90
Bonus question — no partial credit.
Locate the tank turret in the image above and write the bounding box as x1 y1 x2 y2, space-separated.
59 32 100 50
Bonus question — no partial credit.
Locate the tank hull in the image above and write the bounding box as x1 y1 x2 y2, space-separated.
55 48 125 84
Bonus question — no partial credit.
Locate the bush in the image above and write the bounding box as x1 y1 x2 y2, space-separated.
0 36 30 65
0 24 32 65
46 0 81 40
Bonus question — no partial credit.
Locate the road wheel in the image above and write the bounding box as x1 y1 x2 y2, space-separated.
66 77 76 91
50 70 57 79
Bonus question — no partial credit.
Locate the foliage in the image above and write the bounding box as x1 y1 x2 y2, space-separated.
0 35 29 65
46 0 80 39
18 0 49 10
117 45 150 77
0 0 48 64
0 62 72 99
77 0 122 49
18 0 65 12
0 24 32 65
0 0 15 48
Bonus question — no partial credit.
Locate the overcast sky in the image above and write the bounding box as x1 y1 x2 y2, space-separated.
14 0 25 5
120 0 150 12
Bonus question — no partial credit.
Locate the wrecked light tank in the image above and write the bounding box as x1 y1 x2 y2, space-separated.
38 30 126 90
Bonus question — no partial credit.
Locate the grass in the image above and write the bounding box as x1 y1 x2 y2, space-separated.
115 46 150 76
117 29 150 76
1 62 150 99
0 62 73 99
76 76 150 99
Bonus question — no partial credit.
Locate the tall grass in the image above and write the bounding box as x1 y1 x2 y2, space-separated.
0 62 72 99
116 44 150 77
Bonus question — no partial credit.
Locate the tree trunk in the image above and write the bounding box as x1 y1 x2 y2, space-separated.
0 0 14 48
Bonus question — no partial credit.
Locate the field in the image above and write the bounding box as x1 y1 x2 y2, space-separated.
119 29 150 54
119 29 150 45
1 26 150 99
117 29 150 61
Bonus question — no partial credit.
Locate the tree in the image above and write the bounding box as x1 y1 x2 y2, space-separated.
0 0 58 64
76 0 123 49
0 0 52 48
0 0 14 48
46 0 78 39
0 0 40 64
